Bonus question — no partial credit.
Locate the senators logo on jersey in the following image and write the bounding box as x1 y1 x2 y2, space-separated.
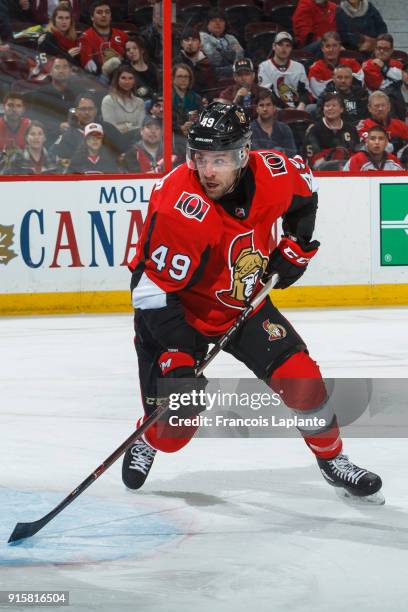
262 320 287 342
216 231 268 309
174 191 210 222
259 151 287 177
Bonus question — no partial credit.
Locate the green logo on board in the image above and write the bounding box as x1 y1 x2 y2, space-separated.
380 184 408 266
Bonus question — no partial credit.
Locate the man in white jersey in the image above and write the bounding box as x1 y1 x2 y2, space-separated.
257 32 311 110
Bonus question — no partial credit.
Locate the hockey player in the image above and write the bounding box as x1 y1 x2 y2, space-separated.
123 102 383 503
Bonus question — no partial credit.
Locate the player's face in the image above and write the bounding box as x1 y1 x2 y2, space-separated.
369 97 390 121
195 151 242 199
234 70 255 87
181 37 201 55
322 39 341 63
26 126 46 150
54 10 71 33
125 41 141 62
333 68 353 91
323 99 343 120
367 131 388 155
92 5 111 28
273 40 292 61
118 71 136 92
257 98 275 120
375 41 393 61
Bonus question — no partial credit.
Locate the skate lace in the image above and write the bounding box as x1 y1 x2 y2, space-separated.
129 441 156 475
328 454 367 484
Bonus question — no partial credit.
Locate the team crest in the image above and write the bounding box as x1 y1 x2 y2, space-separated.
262 320 287 342
258 151 287 177
216 231 268 309
174 191 210 222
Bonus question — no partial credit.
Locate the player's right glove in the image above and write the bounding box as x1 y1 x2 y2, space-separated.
158 350 207 418
263 236 320 289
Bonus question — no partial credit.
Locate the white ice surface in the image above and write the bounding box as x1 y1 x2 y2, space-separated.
1 307 408 612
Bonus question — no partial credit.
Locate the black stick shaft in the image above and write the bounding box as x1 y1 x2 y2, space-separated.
8 277 276 544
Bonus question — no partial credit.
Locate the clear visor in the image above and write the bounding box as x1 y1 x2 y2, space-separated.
186 146 246 171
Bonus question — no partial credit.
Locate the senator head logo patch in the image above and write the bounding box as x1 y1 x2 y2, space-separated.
174 191 210 222
216 231 268 310
262 320 287 342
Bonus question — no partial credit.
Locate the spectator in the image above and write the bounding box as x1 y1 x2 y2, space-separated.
123 115 168 173
0 0 13 42
308 31 363 99
2 120 57 175
293 0 337 53
52 93 124 161
148 92 163 122
335 0 387 54
29 0 80 23
138 0 163 65
250 88 297 157
101 65 145 148
344 125 403 170
316 64 368 124
0 92 31 154
37 3 80 65
218 58 263 119
199 10 244 79
362 34 403 93
79 1 128 77
69 122 119 173
26 57 78 145
305 92 358 168
357 90 408 154
123 36 160 95
172 63 202 138
258 32 310 111
173 28 215 96
385 61 408 123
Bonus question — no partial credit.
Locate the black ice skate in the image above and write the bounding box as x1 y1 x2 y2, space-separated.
122 439 157 490
317 453 384 505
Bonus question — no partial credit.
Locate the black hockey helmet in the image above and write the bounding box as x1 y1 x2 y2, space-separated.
186 102 251 170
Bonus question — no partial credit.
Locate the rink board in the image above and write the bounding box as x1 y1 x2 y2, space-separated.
0 174 408 314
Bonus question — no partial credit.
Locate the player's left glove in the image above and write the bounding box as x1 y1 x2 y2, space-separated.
264 236 320 289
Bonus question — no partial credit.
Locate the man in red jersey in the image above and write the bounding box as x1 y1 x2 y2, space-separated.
79 1 127 76
122 102 382 503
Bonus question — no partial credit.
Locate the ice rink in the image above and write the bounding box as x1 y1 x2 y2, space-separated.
1 306 408 612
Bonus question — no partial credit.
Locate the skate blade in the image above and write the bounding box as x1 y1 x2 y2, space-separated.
335 487 385 506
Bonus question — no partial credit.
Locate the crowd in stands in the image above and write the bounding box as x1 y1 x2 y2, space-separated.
0 0 407 175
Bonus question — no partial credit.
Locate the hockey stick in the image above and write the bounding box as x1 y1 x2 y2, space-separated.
8 275 277 544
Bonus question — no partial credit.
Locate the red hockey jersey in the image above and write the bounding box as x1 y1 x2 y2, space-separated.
357 117 408 144
362 58 403 92
79 27 128 71
308 57 363 99
343 151 403 171
128 151 316 336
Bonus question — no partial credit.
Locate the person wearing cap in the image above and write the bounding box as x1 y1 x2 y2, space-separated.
124 115 178 174
173 28 215 96
68 121 120 174
148 93 163 122
217 58 263 119
199 9 243 79
258 32 311 111
52 93 125 163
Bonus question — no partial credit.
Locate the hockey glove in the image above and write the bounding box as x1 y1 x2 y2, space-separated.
264 236 320 289
158 350 208 419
